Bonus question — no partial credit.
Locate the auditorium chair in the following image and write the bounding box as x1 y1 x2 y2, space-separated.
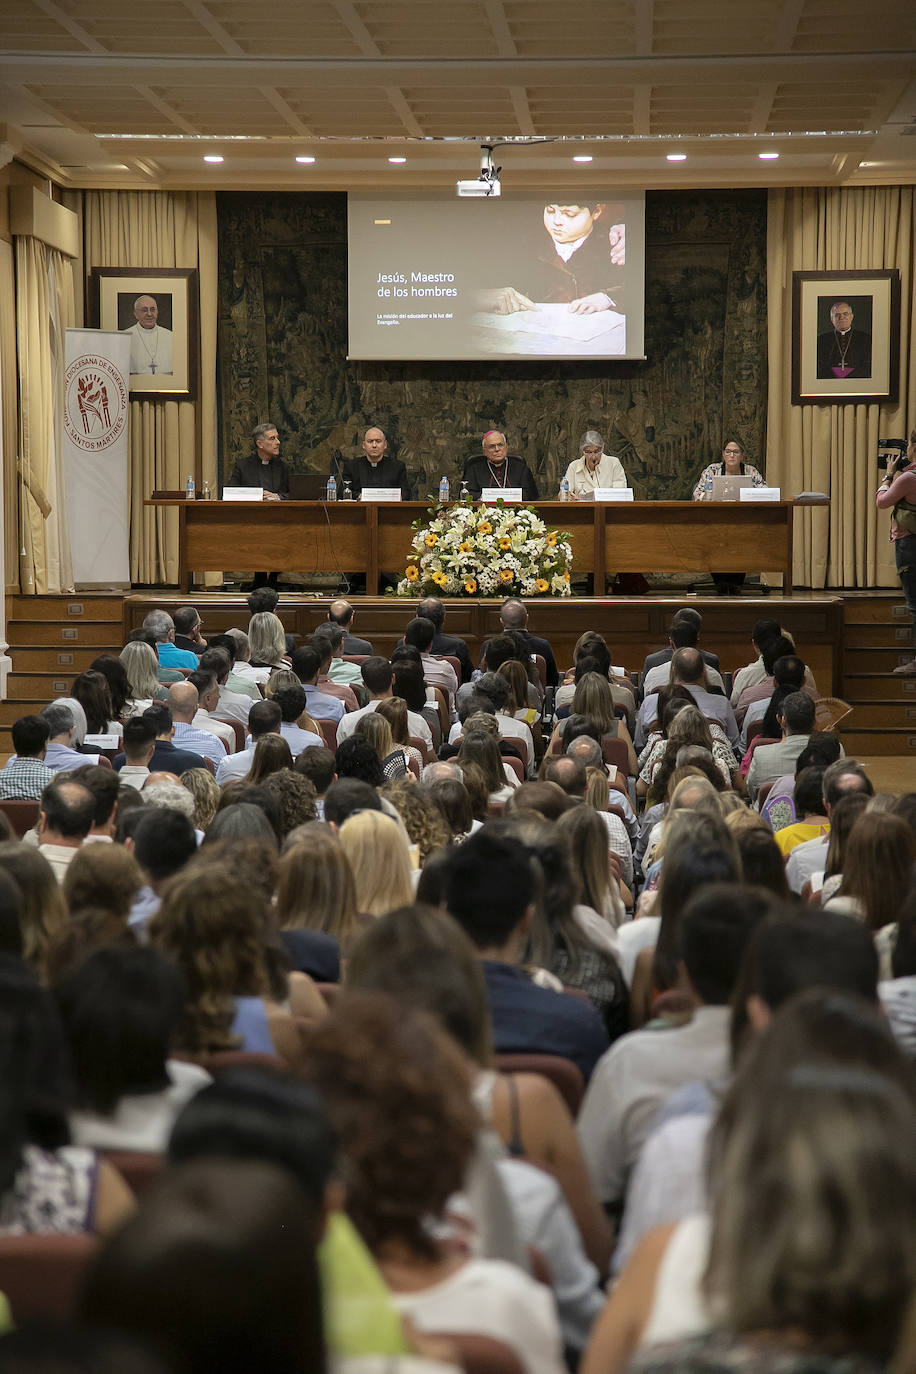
494 1053 585 1118
214 717 245 752
532 655 547 691
436 653 461 681
318 718 338 750
0 798 40 837
601 736 632 776
502 753 525 785
756 778 777 808
442 1334 525 1374
101 1150 164 1196
0 1234 98 1322
431 685 450 740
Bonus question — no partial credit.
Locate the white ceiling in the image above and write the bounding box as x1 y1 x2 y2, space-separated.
1 0 915 190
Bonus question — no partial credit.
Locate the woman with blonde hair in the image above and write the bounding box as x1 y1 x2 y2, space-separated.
497 659 540 728
338 810 414 918
458 729 517 804
355 711 408 781
119 640 167 709
0 844 68 982
552 673 637 774
247 612 289 671
376 695 424 774
180 767 221 832
247 733 293 784
556 805 626 929
642 703 737 806
276 822 361 958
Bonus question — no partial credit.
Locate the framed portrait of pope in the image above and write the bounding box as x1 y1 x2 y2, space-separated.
90 267 198 399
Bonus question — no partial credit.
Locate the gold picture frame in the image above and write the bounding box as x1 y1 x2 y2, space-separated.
90 267 198 399
791 269 900 406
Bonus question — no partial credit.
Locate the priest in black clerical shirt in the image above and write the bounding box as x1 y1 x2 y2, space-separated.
228 422 290 499
462 430 539 502
341 426 412 498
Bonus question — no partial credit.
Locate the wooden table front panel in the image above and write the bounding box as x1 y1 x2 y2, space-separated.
603 503 792 576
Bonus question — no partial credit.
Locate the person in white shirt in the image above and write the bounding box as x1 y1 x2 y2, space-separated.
558 429 628 499
337 657 433 753
37 777 95 883
270 684 324 759
404 617 459 714
215 699 283 785
187 670 237 754
198 647 253 725
123 294 173 376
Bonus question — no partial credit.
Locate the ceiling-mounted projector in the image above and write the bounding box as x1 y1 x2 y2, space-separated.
457 144 501 197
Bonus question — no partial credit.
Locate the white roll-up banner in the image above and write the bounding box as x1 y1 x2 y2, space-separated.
63 330 131 584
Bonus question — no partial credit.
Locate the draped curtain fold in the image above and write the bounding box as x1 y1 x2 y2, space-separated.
15 237 76 594
767 186 916 589
80 191 218 584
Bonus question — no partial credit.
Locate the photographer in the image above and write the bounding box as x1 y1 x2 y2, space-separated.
877 430 916 675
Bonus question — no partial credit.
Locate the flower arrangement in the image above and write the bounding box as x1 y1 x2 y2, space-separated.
397 498 574 598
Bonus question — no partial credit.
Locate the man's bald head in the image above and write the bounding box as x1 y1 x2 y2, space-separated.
167 681 199 722
671 647 704 684
499 598 527 630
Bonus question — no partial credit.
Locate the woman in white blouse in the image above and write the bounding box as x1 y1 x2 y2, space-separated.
558 430 628 499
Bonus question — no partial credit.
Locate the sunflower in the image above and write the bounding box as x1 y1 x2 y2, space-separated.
431 570 448 587
563 570 571 582
405 565 419 582
499 568 514 583
459 541 473 553
536 578 549 593
477 521 492 535
498 536 512 551
464 578 478 594
546 532 557 547
424 533 438 547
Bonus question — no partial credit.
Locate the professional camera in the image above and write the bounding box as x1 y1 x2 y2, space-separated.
878 439 907 473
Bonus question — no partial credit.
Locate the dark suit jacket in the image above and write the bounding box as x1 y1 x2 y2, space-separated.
479 628 559 688
431 630 473 683
815 327 872 379
340 632 373 655
227 455 290 497
174 634 205 657
343 454 412 500
462 454 539 503
113 738 207 774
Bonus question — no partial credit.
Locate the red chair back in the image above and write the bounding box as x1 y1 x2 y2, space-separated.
435 654 461 680
0 799 40 837
0 1233 98 1321
441 1334 525 1374
214 717 246 753
101 1150 164 1196
502 753 525 784
318 718 338 750
602 736 630 775
494 1053 585 1118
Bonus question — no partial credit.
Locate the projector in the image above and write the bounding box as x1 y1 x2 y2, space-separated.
457 177 501 198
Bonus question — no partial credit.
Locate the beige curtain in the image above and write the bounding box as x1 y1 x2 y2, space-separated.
80 191 218 585
15 237 76 594
767 186 916 588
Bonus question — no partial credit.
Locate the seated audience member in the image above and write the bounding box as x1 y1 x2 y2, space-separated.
824 811 916 977
543 754 633 892
724 812 791 899
641 623 727 698
335 735 385 789
739 651 816 751
247 611 290 672
128 807 198 934
786 759 873 894
62 844 144 947
375 696 425 775
218 627 270 690
80 1158 325 1374
0 843 67 981
275 825 356 979
640 704 737 805
772 765 829 858
355 711 410 781
259 768 317 840
557 803 627 927
812 790 870 903
336 656 432 754
347 905 612 1323
268 684 323 759
0 954 134 1235
381 779 451 865
301 993 566 1374
457 727 518 804
289 645 345 723
205 800 280 851
338 809 414 917
737 639 818 729
114 703 206 776
426 774 476 841
54 944 210 1152
295 744 337 820
142 608 198 670
635 649 740 752
0 715 53 799
117 715 158 790
489 597 558 688
120 638 169 710
148 856 321 1064
216 699 283 784
310 622 364 692
552 673 637 772
587 986 914 1373
185 669 236 751
323 777 385 830
90 653 132 727
417 595 473 682
172 604 207 656
69 764 120 844
760 731 842 832
444 829 609 1081
612 909 882 1274
37 701 98 773
404 616 459 711
578 865 760 1211
463 672 534 770
166 681 227 768
639 608 720 687
36 777 95 882
198 645 255 722
728 617 782 706
393 657 440 749
745 690 816 801
72 669 119 740
327 597 373 654
303 634 360 712
497 657 541 736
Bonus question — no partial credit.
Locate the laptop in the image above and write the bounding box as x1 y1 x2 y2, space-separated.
711 475 754 501
289 473 332 500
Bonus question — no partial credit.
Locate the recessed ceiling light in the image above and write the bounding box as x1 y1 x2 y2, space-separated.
203 154 223 163
388 156 407 164
666 153 687 162
573 154 593 163
758 151 780 160
296 155 316 164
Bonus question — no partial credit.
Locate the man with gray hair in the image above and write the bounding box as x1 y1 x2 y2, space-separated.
565 732 639 840
786 757 868 895
422 760 463 785
228 423 289 501
558 430 628 499
461 431 538 502
39 703 99 773
142 609 198 671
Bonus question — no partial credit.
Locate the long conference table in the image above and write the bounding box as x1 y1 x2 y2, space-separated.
149 498 806 595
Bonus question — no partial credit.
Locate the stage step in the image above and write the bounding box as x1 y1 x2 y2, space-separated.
843 701 916 729
843 646 916 674
842 673 916 702
10 646 119 674
840 596 916 757
842 596 911 626
839 728 916 756
843 622 915 650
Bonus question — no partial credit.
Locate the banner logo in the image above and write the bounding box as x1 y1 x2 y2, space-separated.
64 354 128 453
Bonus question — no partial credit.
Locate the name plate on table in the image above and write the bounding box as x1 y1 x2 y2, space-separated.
740 486 781 502
223 486 263 502
481 487 523 503
360 488 402 502
594 487 634 502
84 733 119 750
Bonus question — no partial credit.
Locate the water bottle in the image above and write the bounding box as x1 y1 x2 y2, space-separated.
326 474 337 502
185 474 195 500
439 475 450 503
201 479 212 501
705 472 713 499
559 477 570 503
